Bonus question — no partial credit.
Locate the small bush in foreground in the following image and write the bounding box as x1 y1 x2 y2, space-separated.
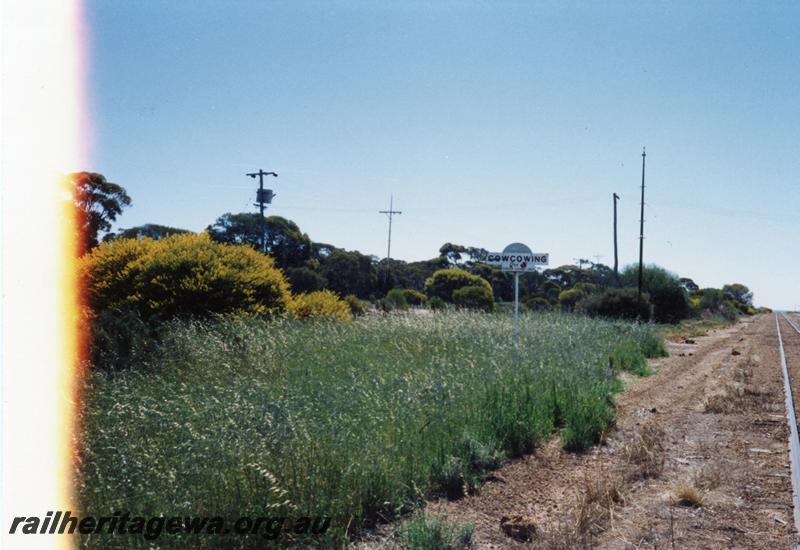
397 512 474 550
288 290 351 320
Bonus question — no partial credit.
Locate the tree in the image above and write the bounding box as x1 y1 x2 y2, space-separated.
438 242 467 265
470 263 514 301
621 265 690 323
584 288 653 321
679 277 700 293
112 224 190 241
70 172 132 252
286 266 327 293
558 288 586 312
424 268 493 303
722 284 753 306
207 212 262 248
208 213 312 269
452 284 494 311
319 249 378 299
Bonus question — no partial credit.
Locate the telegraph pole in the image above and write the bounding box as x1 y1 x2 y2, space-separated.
379 195 402 261
613 192 619 284
247 169 278 252
637 148 646 300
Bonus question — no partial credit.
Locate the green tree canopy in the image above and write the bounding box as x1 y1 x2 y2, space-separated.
438 242 467 265
424 268 494 303
722 283 753 306
319 249 378 298
679 277 700 293
621 265 690 323
112 224 190 241
207 213 312 269
70 171 132 252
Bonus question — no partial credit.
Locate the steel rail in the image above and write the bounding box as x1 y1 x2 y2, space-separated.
784 312 800 336
776 312 800 540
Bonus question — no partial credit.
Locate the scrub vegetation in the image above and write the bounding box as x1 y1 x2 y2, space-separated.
76 311 664 547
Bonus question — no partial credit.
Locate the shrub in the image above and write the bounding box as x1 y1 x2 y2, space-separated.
621 265 690 324
558 288 586 312
343 294 368 316
584 288 653 322
429 296 448 310
403 288 428 306
452 285 494 311
286 266 327 293
80 233 291 321
523 296 551 311
424 268 494 304
574 282 598 295
397 512 474 550
288 290 351 320
695 288 739 321
384 288 410 310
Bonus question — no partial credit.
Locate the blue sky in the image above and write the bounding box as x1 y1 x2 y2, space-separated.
85 1 799 309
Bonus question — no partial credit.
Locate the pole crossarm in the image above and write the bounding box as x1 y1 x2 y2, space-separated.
379 195 402 261
247 169 278 253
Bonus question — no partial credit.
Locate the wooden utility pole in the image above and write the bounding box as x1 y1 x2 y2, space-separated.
637 148 646 300
379 195 402 261
613 192 619 284
247 169 278 252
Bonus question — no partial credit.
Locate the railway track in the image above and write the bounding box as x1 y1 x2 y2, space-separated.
777 312 800 540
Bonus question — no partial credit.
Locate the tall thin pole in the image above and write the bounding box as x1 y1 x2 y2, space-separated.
379 195 402 261
514 271 520 349
247 169 278 252
638 148 646 300
613 192 619 285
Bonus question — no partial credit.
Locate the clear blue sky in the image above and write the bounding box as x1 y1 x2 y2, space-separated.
85 1 799 309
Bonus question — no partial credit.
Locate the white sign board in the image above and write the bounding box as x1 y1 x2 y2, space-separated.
482 242 549 272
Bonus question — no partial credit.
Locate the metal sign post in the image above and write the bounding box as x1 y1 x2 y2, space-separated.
480 242 549 350
514 271 520 347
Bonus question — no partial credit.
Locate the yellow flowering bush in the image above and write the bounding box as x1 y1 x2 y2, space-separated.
288 290 351 321
80 233 291 320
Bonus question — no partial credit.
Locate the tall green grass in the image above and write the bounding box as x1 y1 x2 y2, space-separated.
75 311 664 548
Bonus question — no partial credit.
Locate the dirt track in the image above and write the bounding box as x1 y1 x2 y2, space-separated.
424 314 799 548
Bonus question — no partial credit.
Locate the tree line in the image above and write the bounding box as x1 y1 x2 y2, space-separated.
73 171 765 323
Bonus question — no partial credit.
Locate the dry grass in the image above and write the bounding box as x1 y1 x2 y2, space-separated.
573 473 624 535
702 383 744 414
692 463 723 491
531 472 624 548
672 481 705 507
531 520 592 550
624 421 665 479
